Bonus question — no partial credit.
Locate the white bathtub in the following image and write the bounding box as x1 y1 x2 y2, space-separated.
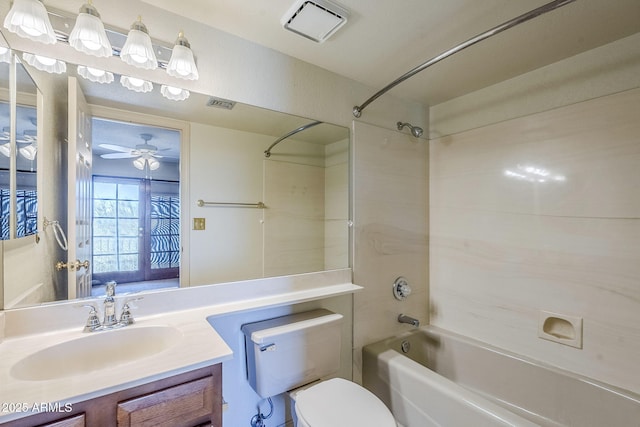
362 326 640 427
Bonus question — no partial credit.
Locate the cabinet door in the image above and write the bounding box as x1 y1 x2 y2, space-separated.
117 376 214 427
37 414 85 427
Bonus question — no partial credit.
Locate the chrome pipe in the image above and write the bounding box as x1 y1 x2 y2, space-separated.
352 0 577 118
264 120 323 157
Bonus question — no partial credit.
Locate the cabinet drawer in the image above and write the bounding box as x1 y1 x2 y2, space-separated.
117 376 214 427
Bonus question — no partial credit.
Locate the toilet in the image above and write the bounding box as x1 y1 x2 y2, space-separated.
242 309 396 427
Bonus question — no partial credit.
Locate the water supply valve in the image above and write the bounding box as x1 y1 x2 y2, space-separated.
392 276 412 300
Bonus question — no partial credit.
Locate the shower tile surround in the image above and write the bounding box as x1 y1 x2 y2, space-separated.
429 88 640 395
352 122 429 383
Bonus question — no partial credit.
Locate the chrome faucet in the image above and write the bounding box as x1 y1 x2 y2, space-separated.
398 314 420 327
102 281 118 327
80 282 143 332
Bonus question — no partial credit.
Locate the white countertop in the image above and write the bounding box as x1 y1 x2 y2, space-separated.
0 269 361 422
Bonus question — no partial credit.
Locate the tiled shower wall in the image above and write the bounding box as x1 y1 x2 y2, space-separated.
429 87 640 394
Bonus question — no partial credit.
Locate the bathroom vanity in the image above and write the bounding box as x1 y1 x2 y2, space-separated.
0 269 360 427
0 364 222 427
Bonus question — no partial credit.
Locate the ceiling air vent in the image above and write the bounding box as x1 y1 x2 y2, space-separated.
206 97 236 110
281 0 349 43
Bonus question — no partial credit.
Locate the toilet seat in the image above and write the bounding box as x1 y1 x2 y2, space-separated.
294 378 396 427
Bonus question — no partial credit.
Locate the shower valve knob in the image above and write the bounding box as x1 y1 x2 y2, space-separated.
393 276 412 300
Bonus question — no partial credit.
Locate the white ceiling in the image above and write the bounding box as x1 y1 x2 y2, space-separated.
142 0 640 106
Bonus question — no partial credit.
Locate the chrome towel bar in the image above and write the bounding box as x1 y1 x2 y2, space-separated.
197 199 266 208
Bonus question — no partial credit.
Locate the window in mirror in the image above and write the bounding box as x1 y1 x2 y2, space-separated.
91 117 181 296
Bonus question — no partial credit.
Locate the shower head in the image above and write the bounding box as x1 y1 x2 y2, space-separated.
397 122 423 138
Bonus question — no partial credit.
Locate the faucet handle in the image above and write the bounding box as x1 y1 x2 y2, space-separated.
80 304 101 332
119 296 144 326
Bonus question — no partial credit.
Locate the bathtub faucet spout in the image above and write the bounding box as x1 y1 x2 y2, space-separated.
398 314 420 327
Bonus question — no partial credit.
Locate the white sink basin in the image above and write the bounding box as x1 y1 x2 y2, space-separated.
10 325 182 381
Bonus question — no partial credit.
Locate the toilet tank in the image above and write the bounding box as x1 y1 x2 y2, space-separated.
242 309 343 398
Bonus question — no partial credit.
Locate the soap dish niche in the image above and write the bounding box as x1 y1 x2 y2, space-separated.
538 311 583 349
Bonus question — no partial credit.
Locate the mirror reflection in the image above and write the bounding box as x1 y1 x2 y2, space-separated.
14 59 38 239
2 48 350 310
0 35 9 240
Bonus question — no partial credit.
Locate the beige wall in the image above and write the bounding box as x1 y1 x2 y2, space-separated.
188 123 268 285
189 122 348 286
430 86 640 393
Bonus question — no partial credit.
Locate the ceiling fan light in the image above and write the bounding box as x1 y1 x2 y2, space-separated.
19 144 37 160
3 0 57 44
167 32 198 80
22 52 66 74
77 65 114 84
132 157 145 170
148 157 160 170
0 143 10 158
68 2 112 57
0 46 11 64
120 17 157 70
161 84 190 101
120 75 153 93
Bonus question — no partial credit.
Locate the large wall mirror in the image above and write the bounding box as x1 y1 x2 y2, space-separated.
1 42 350 310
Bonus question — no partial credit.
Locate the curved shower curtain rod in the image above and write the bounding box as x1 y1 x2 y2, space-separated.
352 0 577 118
264 120 323 157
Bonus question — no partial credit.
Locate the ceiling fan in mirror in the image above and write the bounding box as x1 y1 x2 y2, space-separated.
0 127 37 160
99 133 166 171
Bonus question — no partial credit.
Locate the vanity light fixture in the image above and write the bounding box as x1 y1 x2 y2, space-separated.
22 52 66 74
0 46 11 63
166 31 198 80
120 75 152 93
3 0 56 44
68 0 112 58
160 84 190 101
77 65 114 84
120 16 157 70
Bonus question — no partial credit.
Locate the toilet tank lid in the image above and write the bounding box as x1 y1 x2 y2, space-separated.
241 309 343 344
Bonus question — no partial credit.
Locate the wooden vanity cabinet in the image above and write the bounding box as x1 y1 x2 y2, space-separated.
0 364 222 427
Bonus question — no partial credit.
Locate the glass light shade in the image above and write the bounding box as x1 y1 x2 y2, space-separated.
148 157 160 170
22 52 66 74
120 75 152 93
132 157 145 170
161 85 190 101
0 143 10 157
77 65 114 84
0 47 11 64
19 144 37 160
167 32 198 80
120 18 157 70
68 3 112 57
3 0 57 44
132 157 159 171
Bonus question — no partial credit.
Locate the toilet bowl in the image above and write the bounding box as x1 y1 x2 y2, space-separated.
292 378 396 427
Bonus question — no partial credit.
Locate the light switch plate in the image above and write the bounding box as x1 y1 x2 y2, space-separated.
193 218 206 230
